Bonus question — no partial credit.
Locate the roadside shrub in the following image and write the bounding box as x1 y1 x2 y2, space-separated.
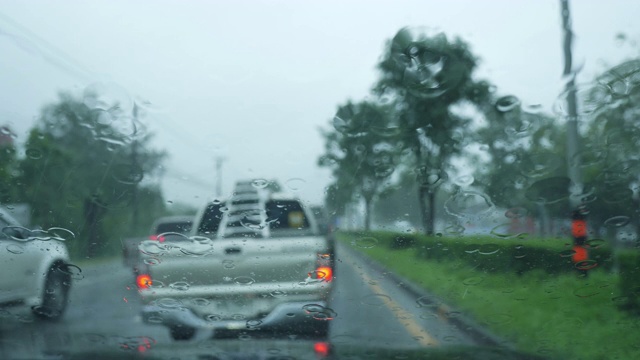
618 250 640 313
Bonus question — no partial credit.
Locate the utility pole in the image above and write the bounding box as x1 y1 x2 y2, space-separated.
215 156 226 197
560 0 588 274
131 103 140 234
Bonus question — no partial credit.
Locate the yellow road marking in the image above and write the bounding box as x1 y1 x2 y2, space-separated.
343 251 439 347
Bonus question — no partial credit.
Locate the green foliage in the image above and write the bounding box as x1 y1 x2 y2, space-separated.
16 93 167 260
618 249 640 312
344 230 613 275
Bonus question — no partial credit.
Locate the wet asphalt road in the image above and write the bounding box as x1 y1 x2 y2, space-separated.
0 243 476 359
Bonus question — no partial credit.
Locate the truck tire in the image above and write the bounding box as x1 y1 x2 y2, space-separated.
170 324 196 341
33 263 71 321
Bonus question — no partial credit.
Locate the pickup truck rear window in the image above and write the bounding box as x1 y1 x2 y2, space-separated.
197 203 225 235
266 200 310 231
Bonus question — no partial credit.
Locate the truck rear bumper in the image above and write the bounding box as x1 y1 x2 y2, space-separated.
141 300 332 335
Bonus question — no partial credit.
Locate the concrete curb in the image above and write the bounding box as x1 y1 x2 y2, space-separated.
338 243 512 349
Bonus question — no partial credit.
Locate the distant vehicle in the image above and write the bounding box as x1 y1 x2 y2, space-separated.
122 215 194 270
0 207 71 320
137 182 334 341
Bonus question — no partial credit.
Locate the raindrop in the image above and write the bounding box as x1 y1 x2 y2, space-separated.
559 249 576 258
604 216 630 228
60 264 84 280
206 314 222 322
231 314 246 320
25 148 43 160
478 244 500 255
495 95 521 112
311 308 337 320
169 281 190 291
586 238 606 249
191 298 210 306
505 207 528 219
147 316 163 324
490 223 513 238
223 260 236 269
444 191 494 218
525 177 571 204
112 163 144 184
463 244 479 254
415 296 435 308
139 240 167 256
6 244 24 254
353 237 378 249
246 320 262 329
251 179 269 189
270 290 286 297
445 223 465 235
47 227 75 241
575 260 598 271
487 313 514 325
156 298 182 308
285 178 305 191
371 125 401 137
143 258 161 266
452 174 474 187
238 334 252 341
361 294 391 307
234 276 255 285
462 276 484 286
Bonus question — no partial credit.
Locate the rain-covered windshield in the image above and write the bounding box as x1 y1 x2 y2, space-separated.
1 1 639 359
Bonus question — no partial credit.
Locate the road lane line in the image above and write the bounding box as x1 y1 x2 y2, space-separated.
341 249 439 347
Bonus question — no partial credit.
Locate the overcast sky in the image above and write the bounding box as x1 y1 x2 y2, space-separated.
0 0 638 208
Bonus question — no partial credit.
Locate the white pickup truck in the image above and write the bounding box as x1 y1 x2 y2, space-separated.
137 181 334 340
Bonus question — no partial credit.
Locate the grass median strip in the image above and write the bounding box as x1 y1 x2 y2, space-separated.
338 232 640 360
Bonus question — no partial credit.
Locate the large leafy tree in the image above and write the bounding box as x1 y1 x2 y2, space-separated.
375 27 491 234
319 101 397 230
18 93 166 258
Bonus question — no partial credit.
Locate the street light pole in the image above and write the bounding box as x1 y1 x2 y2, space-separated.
215 156 226 198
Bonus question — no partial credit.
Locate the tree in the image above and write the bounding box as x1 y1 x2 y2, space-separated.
375 27 491 235
318 101 398 230
18 92 166 258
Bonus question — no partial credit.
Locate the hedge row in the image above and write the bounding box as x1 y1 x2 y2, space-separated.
618 250 640 312
346 231 613 276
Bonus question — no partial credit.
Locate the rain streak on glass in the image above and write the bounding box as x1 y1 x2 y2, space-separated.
353 237 378 249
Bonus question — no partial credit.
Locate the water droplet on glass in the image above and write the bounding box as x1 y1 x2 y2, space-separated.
505 207 528 219
143 258 161 266
575 260 598 271
444 191 494 218
462 276 484 286
353 237 378 248
573 286 600 298
25 148 43 160
490 223 513 238
223 260 236 269
112 163 144 184
60 264 84 280
604 216 630 228
361 293 391 307
157 298 182 309
586 238 606 249
47 227 75 241
270 290 286 297
219 206 229 213
234 276 255 285
206 314 222 322
559 249 576 258
246 319 262 329
6 244 24 254
477 244 500 255
169 281 190 291
251 179 269 189
285 178 305 191
452 174 474 187
495 95 520 112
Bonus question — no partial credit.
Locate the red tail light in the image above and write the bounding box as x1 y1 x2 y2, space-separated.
314 342 330 357
316 266 333 282
137 274 152 289
148 235 165 242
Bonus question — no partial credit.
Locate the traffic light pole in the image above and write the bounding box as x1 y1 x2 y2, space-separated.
560 0 588 275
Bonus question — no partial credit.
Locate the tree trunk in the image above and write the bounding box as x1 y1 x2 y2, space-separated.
427 189 436 236
418 185 429 235
363 195 372 231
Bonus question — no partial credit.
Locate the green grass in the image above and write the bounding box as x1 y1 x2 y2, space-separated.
339 232 640 360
